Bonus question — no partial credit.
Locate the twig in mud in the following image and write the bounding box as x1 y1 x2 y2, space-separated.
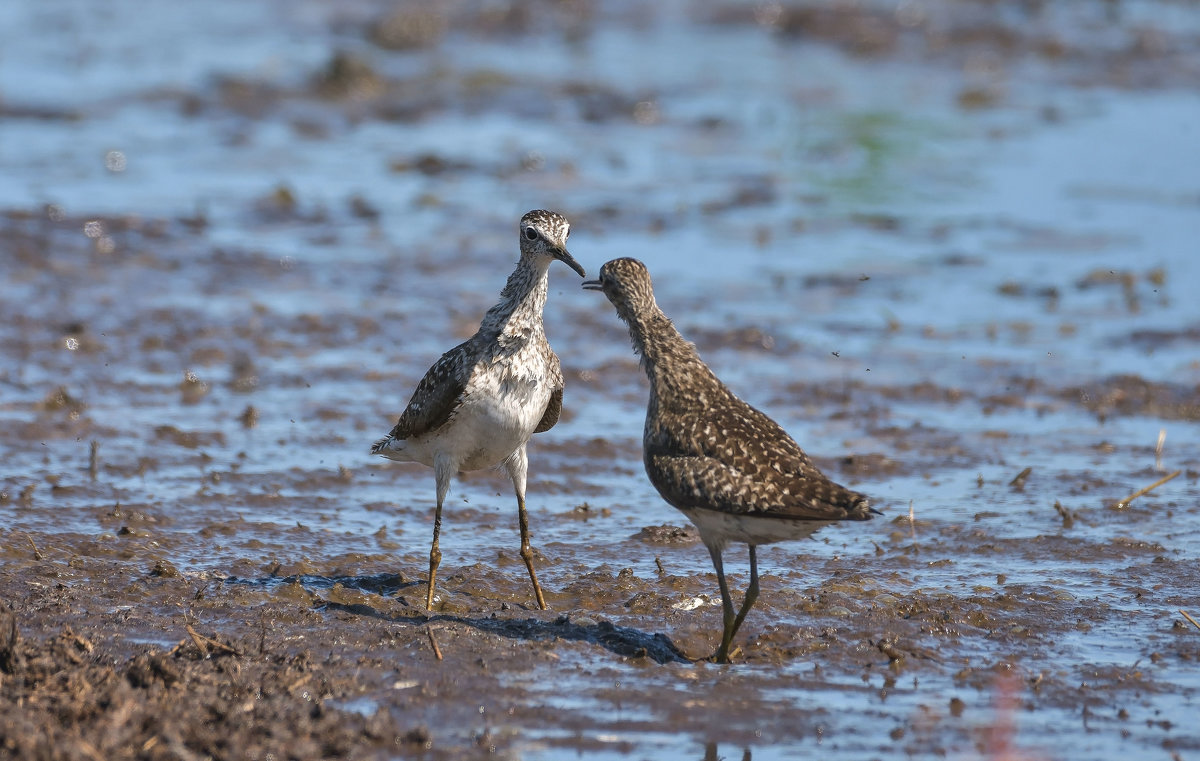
877 638 905 664
185 625 209 657
908 501 917 540
1180 610 1200 632
258 609 268 656
208 636 242 657
88 440 99 480
62 628 94 654
288 674 312 693
24 533 42 560
185 624 242 657
1008 466 1032 490
1053 501 1075 529
654 557 665 575
426 625 443 660
1115 470 1181 509
1155 429 1166 472
0 615 20 677
77 740 105 761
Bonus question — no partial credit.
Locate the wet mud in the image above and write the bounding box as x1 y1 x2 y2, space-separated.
2 1 1199 759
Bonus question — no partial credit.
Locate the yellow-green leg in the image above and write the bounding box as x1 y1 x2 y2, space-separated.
425 460 451 610
709 544 760 664
507 446 548 610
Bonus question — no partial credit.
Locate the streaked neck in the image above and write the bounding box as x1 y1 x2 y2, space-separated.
481 254 550 340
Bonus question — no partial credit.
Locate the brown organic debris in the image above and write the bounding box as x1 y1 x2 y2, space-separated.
1115 470 1181 509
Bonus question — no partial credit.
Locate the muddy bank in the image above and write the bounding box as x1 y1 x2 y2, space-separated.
3 197 1199 756
3 0 1200 758
3 508 1199 760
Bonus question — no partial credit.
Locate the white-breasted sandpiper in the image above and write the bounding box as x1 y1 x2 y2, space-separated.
373 210 585 611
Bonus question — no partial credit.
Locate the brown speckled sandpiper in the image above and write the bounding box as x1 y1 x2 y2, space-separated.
584 257 876 663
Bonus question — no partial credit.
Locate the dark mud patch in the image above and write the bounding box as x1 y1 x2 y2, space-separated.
0 613 429 761
708 1 1200 90
5 518 1200 758
1120 323 1200 351
1065 375 1200 422
634 523 701 545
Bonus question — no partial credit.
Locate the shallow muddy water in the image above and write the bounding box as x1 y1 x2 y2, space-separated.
2 1 1198 759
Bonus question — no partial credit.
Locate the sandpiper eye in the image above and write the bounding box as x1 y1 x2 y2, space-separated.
524 226 538 241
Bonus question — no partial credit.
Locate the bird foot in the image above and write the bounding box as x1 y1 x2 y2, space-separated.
705 645 742 664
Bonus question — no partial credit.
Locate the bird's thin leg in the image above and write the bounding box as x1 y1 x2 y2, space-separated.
506 447 547 610
709 544 737 663
727 545 760 645
516 493 548 610
425 459 452 610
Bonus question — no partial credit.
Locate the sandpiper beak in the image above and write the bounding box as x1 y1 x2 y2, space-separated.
553 247 586 278
581 279 604 291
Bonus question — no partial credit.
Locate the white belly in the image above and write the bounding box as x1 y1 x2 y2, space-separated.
393 361 552 472
680 507 829 552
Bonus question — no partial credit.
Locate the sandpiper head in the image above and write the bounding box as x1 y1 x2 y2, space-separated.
582 257 656 320
519 210 585 277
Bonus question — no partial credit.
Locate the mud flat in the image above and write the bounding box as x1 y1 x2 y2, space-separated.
2 1 1199 758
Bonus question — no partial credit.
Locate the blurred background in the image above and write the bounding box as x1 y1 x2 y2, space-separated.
1 1 1198 758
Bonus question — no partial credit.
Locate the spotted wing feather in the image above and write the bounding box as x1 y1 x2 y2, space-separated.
383 342 472 442
532 350 564 434
534 386 563 434
646 387 870 521
646 453 866 521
